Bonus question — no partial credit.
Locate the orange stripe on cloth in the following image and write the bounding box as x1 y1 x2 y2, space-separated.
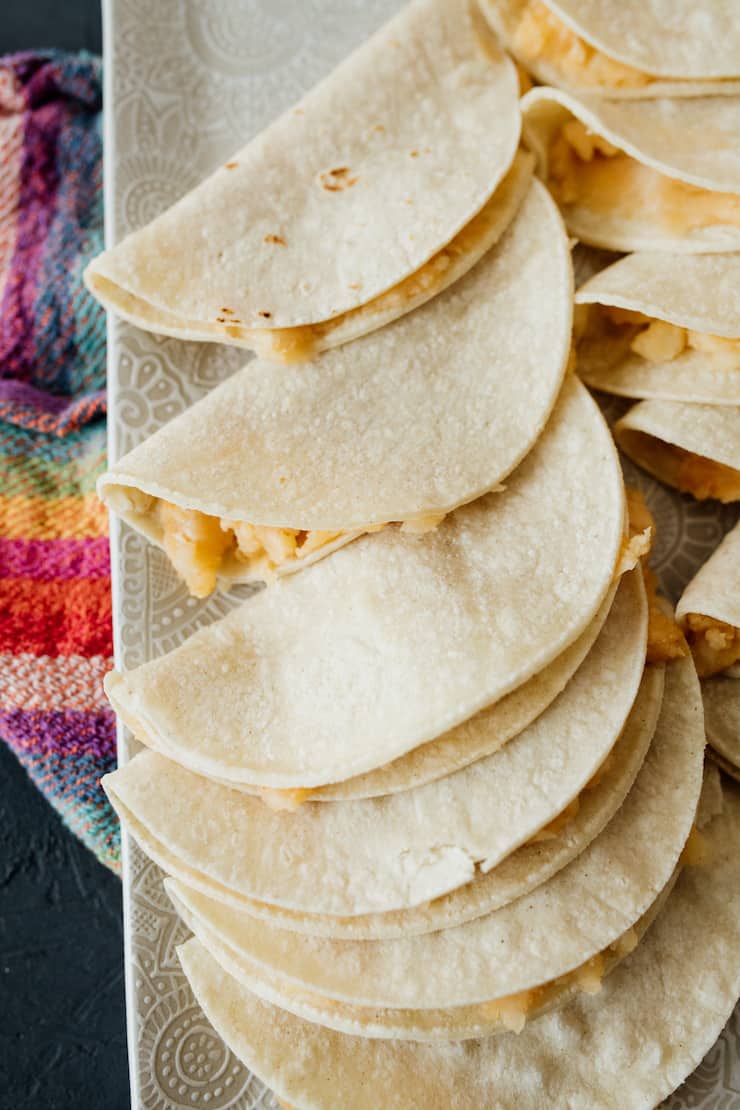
0 491 108 538
0 652 113 711
0 577 112 656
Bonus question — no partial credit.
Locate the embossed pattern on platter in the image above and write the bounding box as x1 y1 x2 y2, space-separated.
107 2 740 1107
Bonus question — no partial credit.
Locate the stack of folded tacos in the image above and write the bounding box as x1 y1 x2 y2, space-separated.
89 0 740 1106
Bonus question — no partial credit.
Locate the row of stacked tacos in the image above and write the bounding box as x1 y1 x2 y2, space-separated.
89 0 740 1105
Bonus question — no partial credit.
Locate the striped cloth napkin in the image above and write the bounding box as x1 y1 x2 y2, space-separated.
0 51 119 872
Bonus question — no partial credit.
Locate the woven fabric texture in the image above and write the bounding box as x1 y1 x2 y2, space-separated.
0 51 119 873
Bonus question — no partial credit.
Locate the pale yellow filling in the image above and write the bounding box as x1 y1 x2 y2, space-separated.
622 488 689 665
219 178 523 364
549 120 740 236
154 500 443 598
683 612 740 678
584 305 740 370
512 0 653 88
155 501 346 598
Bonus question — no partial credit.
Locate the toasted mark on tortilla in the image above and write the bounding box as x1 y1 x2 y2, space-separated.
511 0 653 89
683 613 740 677
264 234 286 246
150 501 441 597
258 311 272 319
224 161 238 169
215 152 533 362
319 167 358 192
548 121 740 235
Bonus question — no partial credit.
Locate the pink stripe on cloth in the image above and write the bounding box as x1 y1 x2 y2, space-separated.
0 535 110 579
0 651 112 711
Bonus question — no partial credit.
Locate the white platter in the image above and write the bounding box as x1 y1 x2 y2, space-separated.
104 2 740 1105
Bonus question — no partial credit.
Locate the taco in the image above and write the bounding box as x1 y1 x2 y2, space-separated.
178 775 740 1109
676 521 740 676
703 676 740 780
521 87 740 252
162 654 703 1026
84 0 522 360
481 0 740 98
98 179 573 598
107 661 662 941
103 376 625 790
102 568 648 918
575 252 740 405
614 400 740 503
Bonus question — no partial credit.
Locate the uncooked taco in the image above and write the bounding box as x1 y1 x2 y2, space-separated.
521 87 740 252
481 0 740 98
84 0 523 360
575 252 740 405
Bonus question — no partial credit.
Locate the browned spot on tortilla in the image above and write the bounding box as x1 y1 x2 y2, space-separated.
221 308 234 314
226 325 243 338
319 166 358 192
264 234 286 246
224 161 239 169
409 150 419 158
404 198 414 205
258 311 272 319
372 123 385 133
348 282 361 289
216 316 226 323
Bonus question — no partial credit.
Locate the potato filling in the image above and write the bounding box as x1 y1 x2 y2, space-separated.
153 500 443 598
230 176 524 364
683 612 740 677
512 0 653 88
580 305 740 370
548 120 740 235
623 488 689 664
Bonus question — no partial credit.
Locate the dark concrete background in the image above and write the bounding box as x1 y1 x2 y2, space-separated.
0 6 128 1110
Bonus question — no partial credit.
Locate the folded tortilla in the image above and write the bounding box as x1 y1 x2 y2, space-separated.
676 521 740 677
176 878 674 1043
108 660 662 941
315 583 615 801
521 87 740 253
703 676 740 779
575 252 740 405
482 0 740 98
163 653 702 1019
614 400 740 504
102 566 648 918
99 176 575 599
104 376 626 790
84 0 522 358
178 771 740 1107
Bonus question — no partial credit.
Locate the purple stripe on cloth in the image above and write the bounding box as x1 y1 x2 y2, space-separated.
0 706 117 760
0 72 63 385
0 536 110 579
0 379 106 434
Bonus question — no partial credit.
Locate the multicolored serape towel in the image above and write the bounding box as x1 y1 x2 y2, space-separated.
0 51 119 872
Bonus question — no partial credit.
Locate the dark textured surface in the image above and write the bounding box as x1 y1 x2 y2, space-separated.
0 743 128 1109
0 9 126 1110
0 0 102 55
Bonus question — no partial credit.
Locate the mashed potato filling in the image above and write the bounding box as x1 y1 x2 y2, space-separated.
512 0 653 89
548 120 740 235
682 613 740 677
580 305 740 370
622 488 690 664
153 500 443 598
228 175 525 364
